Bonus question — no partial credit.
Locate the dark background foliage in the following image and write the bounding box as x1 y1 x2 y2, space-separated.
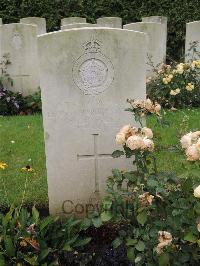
0 0 200 60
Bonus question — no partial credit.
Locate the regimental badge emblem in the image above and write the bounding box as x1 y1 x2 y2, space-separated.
72 38 114 95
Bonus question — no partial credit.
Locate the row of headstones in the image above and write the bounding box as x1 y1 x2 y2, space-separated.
0 16 167 95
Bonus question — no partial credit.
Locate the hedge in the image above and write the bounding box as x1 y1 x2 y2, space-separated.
0 0 200 60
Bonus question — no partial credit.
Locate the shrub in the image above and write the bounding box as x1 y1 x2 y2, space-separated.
0 87 42 116
96 99 200 265
147 59 200 108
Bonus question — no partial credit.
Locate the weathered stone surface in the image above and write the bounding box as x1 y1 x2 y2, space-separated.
97 17 122 28
61 23 95 30
38 28 147 216
185 21 200 61
124 22 166 75
61 17 86 26
0 23 39 95
20 17 46 35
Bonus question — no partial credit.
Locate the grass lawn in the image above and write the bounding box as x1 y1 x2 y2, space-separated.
0 108 200 209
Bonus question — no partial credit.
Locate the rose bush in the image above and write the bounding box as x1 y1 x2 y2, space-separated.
147 55 200 108
96 99 200 265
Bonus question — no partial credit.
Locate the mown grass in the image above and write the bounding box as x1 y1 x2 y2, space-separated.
0 109 200 208
0 115 47 208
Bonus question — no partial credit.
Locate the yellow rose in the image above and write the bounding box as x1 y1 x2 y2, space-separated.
175 88 180 93
116 132 126 145
186 83 194 91
170 90 177 96
162 78 168 85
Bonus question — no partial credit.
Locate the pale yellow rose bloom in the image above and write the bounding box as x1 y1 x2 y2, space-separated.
126 135 144 150
141 127 153 139
186 144 200 161
116 132 126 145
194 185 200 198
186 83 194 91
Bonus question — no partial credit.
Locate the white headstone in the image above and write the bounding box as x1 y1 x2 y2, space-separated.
61 23 95 30
142 16 167 59
38 28 147 216
124 22 166 75
185 21 200 61
61 17 86 26
20 17 46 35
0 23 39 95
97 17 122 28
142 16 167 27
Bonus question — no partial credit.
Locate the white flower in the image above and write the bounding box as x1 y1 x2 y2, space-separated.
116 132 126 145
154 103 161 113
156 231 172 254
120 124 132 134
126 135 144 150
186 144 200 161
142 138 154 151
142 127 153 139
180 133 192 149
194 185 200 198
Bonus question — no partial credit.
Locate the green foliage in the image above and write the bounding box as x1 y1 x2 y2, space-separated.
0 206 91 265
1 0 200 59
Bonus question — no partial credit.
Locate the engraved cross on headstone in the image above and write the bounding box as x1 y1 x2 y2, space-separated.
77 134 112 192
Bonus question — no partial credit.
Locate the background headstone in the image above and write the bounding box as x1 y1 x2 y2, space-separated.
61 23 95 30
124 22 166 75
97 17 122 28
185 21 200 61
61 17 86 26
20 17 46 35
38 28 147 216
142 16 167 59
0 23 39 95
0 18 2 25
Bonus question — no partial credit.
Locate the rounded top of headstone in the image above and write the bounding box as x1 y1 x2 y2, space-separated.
96 17 122 28
61 17 87 26
20 17 46 21
142 16 167 24
186 20 200 25
61 23 95 30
